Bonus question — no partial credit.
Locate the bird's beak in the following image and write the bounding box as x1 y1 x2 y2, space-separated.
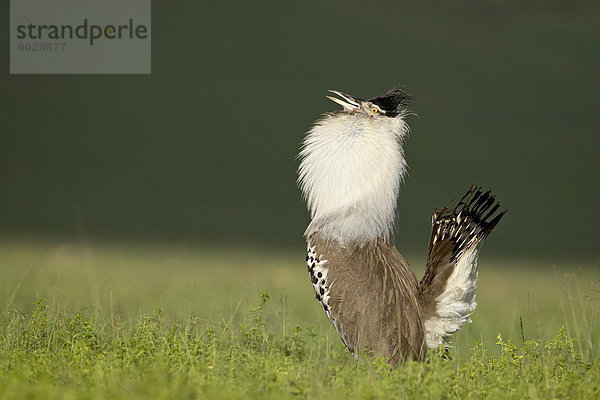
326 90 361 112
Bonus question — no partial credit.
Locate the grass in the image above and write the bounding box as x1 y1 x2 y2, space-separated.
1 237 599 399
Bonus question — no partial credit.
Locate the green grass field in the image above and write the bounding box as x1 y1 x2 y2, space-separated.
1 237 599 399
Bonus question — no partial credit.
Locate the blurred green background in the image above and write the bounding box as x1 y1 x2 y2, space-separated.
1 0 599 260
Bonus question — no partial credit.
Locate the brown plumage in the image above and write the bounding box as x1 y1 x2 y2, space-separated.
308 234 425 364
306 187 504 366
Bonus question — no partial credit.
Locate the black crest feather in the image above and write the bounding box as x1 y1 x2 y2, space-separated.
369 88 412 117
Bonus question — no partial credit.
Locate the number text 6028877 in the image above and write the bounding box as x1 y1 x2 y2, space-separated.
17 43 67 51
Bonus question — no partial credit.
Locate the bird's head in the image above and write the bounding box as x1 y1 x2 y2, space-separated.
298 88 413 245
326 88 411 119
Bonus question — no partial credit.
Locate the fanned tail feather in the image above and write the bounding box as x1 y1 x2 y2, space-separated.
418 186 505 348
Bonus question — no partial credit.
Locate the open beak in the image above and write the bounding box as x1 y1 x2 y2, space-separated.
326 90 361 112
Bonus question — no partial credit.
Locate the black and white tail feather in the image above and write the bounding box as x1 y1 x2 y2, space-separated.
418 186 506 349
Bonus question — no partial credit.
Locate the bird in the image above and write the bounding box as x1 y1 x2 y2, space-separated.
297 88 505 365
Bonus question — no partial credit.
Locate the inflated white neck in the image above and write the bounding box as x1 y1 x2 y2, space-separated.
298 112 409 246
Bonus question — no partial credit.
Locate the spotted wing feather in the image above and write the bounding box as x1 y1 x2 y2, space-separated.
306 245 332 318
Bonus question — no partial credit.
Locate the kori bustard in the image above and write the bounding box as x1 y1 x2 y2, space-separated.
297 88 505 365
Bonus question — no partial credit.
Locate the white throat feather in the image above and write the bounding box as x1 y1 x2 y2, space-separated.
298 112 409 246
